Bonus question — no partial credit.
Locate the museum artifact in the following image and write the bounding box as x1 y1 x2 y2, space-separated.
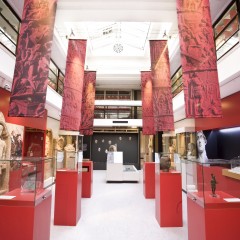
210 173 218 197
160 155 171 172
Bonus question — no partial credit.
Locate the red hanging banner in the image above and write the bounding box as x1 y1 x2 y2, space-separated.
141 71 155 135
60 39 87 131
176 0 222 118
79 71 96 135
8 0 57 117
150 40 174 131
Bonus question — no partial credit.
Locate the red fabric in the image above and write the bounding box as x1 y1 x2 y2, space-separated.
79 71 96 135
9 0 57 117
195 92 240 131
0 88 47 130
60 39 87 131
141 71 155 135
176 0 222 118
150 40 174 131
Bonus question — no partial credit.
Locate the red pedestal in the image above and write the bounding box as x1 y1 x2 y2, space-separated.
155 168 182 227
82 161 93 198
54 169 82 226
188 191 240 240
0 189 52 240
143 162 155 198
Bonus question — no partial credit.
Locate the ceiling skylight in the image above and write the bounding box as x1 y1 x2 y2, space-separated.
60 22 151 56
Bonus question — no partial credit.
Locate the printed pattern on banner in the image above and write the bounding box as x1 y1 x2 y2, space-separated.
150 40 174 131
79 71 96 135
9 0 57 117
176 0 222 118
141 71 155 135
60 39 87 131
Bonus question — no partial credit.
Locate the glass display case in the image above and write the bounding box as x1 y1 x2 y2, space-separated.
107 151 123 164
185 158 240 207
55 131 83 171
155 152 181 173
162 133 176 162
186 158 240 240
176 132 197 159
0 157 54 205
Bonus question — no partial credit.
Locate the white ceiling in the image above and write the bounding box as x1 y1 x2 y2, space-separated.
7 0 233 90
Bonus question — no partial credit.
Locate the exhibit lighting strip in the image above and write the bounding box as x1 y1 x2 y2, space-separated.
219 127 240 133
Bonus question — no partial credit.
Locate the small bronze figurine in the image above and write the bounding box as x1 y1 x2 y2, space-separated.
210 173 217 197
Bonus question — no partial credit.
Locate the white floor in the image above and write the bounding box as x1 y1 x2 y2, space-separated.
50 170 188 240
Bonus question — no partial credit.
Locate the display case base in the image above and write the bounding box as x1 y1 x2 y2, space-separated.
188 191 240 240
106 163 139 182
0 189 52 240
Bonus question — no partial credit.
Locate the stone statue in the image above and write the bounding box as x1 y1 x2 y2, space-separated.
64 143 75 152
0 112 11 194
56 136 64 151
0 124 7 160
45 129 53 157
0 112 11 160
210 173 217 197
160 155 171 172
187 142 196 159
169 143 176 162
63 135 76 152
109 144 117 152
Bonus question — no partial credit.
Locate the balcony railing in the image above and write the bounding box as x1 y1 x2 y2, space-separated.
94 106 142 119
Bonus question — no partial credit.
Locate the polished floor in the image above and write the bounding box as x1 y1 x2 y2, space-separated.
50 170 188 240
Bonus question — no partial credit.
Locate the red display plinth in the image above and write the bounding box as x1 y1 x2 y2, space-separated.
188 191 240 240
54 169 82 226
143 162 155 198
0 189 52 240
155 169 182 227
82 161 93 198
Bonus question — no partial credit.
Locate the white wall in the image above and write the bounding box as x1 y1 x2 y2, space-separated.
0 46 15 80
47 117 60 138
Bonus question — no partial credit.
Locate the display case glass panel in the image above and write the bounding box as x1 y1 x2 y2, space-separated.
162 134 176 163
0 157 54 205
176 132 197 159
107 151 123 164
155 152 180 172
55 134 83 171
185 158 240 207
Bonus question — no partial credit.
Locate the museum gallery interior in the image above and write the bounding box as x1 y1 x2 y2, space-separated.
0 0 240 239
